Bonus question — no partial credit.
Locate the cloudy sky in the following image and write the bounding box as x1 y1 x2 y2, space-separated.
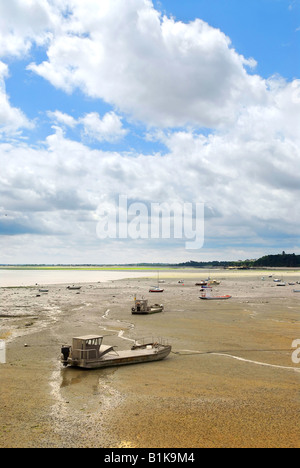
0 0 299 264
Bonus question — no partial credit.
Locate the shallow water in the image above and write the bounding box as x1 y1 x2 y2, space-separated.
0 269 153 287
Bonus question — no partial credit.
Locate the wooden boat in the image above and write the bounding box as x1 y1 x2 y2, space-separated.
132 298 164 315
61 335 171 369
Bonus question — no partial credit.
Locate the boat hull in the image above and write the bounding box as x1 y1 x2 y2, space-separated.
200 295 231 300
63 345 172 369
132 308 163 315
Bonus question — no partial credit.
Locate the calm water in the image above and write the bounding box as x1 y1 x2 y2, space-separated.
0 269 153 287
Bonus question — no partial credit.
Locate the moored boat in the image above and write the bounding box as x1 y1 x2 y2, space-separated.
149 287 164 293
61 335 171 369
200 293 231 300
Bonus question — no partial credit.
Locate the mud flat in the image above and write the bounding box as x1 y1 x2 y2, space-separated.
0 270 299 448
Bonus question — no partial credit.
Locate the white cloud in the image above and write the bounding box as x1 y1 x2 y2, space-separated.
27 0 267 128
80 112 128 142
0 62 33 136
47 110 128 142
0 0 58 58
0 0 299 262
47 110 77 128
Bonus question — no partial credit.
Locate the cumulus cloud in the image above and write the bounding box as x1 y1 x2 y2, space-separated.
47 110 128 142
0 0 299 262
27 0 267 128
0 0 58 58
0 62 33 136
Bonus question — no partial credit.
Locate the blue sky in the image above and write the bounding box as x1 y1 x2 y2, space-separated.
156 0 300 79
0 0 299 264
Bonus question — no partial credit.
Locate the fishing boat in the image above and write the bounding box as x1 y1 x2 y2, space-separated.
61 335 171 369
132 298 164 315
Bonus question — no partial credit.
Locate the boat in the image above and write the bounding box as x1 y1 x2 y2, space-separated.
195 281 207 286
132 298 164 315
200 292 231 300
149 271 164 292
149 286 164 292
61 335 171 369
67 286 82 290
38 289 49 293
293 290 300 293
276 283 286 287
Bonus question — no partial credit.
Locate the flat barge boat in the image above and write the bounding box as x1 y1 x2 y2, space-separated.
61 335 171 369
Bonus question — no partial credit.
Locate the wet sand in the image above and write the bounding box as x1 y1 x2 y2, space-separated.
0 269 299 448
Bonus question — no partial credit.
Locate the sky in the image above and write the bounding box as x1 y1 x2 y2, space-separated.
0 0 299 264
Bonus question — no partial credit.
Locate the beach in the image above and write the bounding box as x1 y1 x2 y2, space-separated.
0 269 299 448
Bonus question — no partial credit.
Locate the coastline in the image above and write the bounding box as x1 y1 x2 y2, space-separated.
0 270 299 448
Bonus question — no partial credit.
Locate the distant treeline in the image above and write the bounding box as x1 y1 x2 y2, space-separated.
252 252 300 268
177 253 300 268
1 253 299 269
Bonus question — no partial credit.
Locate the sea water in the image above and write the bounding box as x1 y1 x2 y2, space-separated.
0 269 153 288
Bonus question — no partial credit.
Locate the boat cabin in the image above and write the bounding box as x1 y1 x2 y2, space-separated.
133 299 149 313
71 335 106 361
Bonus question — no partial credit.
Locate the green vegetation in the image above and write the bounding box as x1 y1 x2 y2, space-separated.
252 252 300 268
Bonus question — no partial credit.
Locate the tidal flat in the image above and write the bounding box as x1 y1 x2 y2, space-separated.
0 269 299 448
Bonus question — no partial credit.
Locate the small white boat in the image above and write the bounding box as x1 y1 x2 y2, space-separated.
61 335 171 369
149 287 164 293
